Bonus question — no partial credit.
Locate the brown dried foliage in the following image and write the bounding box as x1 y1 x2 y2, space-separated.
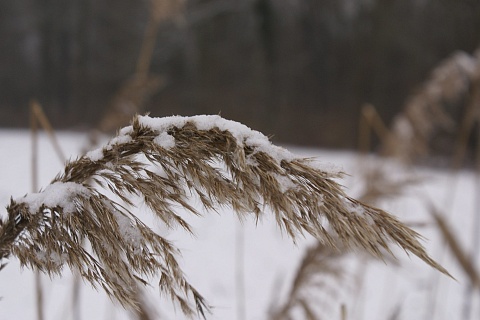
385 50 480 162
0 115 449 318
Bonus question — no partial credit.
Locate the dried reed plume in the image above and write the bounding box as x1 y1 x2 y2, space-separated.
385 50 480 162
0 114 450 317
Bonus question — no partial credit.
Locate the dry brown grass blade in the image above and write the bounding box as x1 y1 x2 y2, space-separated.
0 114 451 318
429 204 479 288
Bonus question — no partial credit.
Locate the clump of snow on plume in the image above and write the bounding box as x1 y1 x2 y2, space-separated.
85 132 133 161
138 115 298 163
86 115 341 174
154 131 176 149
85 148 104 162
20 182 89 213
105 134 132 151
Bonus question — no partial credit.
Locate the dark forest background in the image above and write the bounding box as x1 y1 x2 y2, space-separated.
1 0 480 148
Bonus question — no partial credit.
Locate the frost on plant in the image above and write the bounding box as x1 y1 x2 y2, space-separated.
0 114 450 317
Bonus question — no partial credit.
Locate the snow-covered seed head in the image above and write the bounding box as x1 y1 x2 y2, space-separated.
0 114 450 317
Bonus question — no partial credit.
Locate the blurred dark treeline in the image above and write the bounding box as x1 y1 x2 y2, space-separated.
1 0 480 148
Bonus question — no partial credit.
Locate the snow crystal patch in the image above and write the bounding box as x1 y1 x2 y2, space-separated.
154 132 176 149
20 182 90 213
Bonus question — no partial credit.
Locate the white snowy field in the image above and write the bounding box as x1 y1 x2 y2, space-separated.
0 129 478 320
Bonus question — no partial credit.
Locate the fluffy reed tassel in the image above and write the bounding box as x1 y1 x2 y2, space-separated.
0 115 450 317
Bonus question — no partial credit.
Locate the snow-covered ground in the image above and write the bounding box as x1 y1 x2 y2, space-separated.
0 129 477 320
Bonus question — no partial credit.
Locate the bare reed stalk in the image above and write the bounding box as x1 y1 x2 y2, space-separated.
30 100 44 320
0 115 450 318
